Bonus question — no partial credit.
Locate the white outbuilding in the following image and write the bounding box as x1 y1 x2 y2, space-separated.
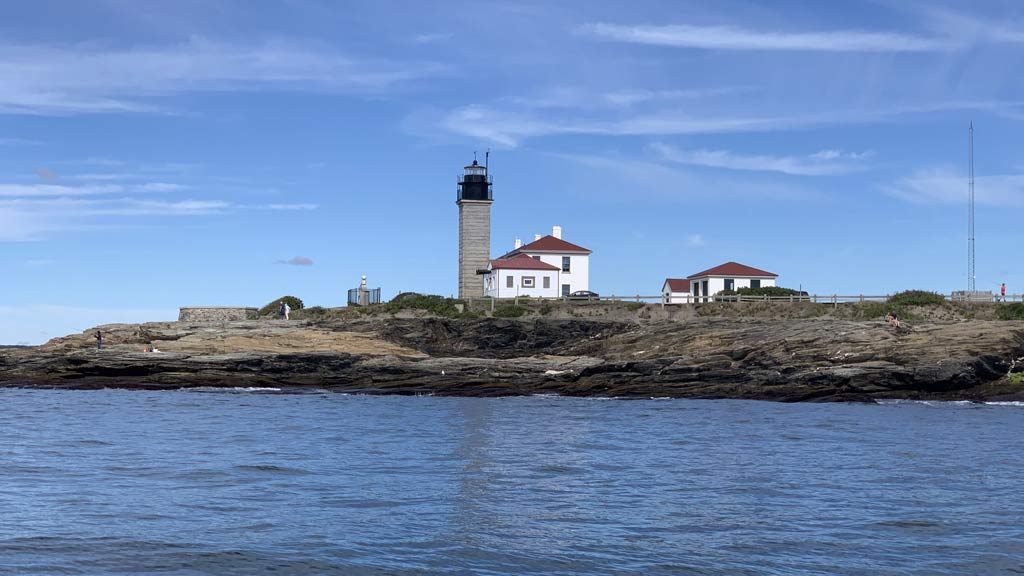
483 254 561 298
662 278 693 304
688 262 778 302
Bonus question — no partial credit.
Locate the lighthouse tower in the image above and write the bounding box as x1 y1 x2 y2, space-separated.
456 156 493 298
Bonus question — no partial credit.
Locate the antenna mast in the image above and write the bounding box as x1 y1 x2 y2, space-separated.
968 122 975 292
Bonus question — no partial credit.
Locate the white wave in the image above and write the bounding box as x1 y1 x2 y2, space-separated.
984 401 1024 407
183 386 282 393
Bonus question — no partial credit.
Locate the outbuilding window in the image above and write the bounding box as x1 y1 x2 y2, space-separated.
751 279 761 289
725 279 735 291
506 276 513 288
543 277 551 289
522 276 535 288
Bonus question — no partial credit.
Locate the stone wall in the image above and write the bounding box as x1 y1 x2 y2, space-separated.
178 307 259 323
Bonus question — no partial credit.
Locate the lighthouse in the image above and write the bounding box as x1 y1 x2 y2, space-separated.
456 155 493 298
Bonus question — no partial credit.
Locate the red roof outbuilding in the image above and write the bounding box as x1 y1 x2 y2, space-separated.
663 278 691 292
687 262 778 279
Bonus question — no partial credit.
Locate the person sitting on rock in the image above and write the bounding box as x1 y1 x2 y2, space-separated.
885 311 900 328
95 330 102 350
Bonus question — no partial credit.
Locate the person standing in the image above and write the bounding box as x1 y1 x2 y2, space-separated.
1001 283 1007 302
94 330 102 350
278 301 286 319
284 302 291 320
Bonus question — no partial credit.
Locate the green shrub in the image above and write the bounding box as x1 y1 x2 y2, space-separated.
854 301 898 320
996 303 1024 320
259 296 304 316
736 286 801 297
385 293 465 318
888 290 946 306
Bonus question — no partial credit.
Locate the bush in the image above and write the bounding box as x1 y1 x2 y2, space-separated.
888 290 946 307
385 293 464 318
736 286 801 297
997 303 1024 320
259 295 304 316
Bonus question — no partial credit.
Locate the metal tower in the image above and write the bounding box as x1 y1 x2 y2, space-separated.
968 122 975 292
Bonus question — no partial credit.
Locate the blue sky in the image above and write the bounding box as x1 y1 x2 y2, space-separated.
3 0 1023 344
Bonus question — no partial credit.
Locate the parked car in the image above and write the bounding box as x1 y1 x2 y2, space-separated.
567 290 600 301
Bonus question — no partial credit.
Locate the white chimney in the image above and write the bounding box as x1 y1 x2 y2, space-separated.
514 237 522 249
534 234 542 241
552 225 562 239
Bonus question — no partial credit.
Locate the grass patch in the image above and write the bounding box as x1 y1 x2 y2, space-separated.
493 304 527 318
996 303 1024 320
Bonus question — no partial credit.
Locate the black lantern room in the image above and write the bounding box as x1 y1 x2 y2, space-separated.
457 159 492 202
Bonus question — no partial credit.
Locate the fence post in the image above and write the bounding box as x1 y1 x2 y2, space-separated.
859 294 863 303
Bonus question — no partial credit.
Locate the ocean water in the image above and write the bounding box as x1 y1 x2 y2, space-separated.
1 390 1022 575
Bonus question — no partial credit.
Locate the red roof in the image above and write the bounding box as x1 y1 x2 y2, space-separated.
663 278 691 292
688 262 778 279
490 254 560 271
513 235 591 254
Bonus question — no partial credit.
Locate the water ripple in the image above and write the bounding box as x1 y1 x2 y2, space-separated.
0 390 1022 575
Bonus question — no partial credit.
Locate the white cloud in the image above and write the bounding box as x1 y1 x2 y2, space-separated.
650 142 873 176
687 234 706 247
0 38 445 115
581 22 956 52
884 167 1024 207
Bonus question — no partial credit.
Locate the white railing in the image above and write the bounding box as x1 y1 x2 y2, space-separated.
461 293 1024 308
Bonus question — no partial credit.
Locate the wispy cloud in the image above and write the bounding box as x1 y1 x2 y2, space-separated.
0 38 446 115
412 33 453 44
277 256 314 266
434 99 1015 147
687 234 706 247
884 167 1024 207
581 22 956 52
650 142 873 176
0 183 123 197
263 203 318 211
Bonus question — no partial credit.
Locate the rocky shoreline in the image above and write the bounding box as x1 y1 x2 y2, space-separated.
2 311 1023 402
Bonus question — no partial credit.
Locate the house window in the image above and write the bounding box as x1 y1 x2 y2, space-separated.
522 276 535 288
724 279 735 291
562 284 570 297
562 256 571 272
750 279 761 289
543 277 550 289
506 275 513 288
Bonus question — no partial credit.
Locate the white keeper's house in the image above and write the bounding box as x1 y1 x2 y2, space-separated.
483 226 591 298
687 261 778 302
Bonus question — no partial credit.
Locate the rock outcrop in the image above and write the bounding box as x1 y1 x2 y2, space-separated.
2 316 1023 401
